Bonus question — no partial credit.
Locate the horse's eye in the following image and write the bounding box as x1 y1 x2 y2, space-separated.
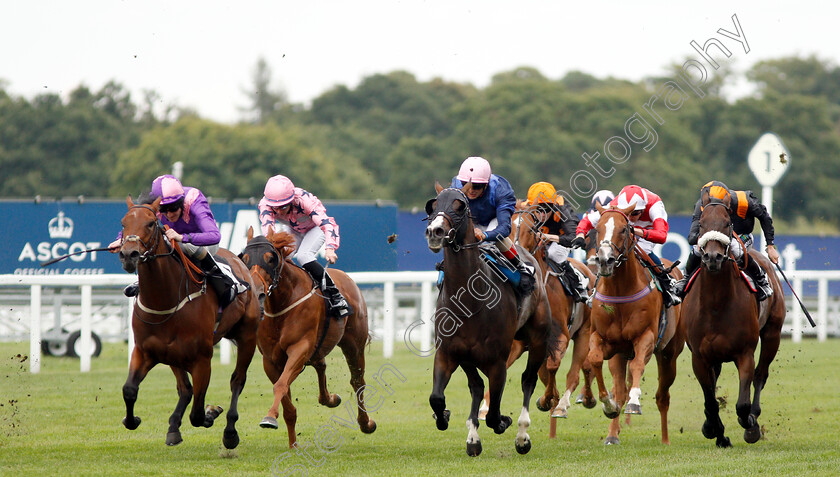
147 221 156 229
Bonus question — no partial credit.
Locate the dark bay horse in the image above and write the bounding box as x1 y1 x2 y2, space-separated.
239 227 376 449
118 197 260 449
425 184 557 456
588 203 686 445
514 205 597 420
682 197 786 447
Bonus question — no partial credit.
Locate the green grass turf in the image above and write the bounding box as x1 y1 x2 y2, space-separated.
1 338 838 476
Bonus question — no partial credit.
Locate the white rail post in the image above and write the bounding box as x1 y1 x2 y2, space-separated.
383 281 395 358
817 279 828 342
220 339 231 365
790 276 803 343
420 280 433 353
127 297 135 367
80 285 92 372
30 285 42 374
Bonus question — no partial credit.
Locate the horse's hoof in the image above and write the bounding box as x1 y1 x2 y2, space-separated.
716 436 732 448
603 408 620 420
122 416 141 430
604 436 620 445
433 409 450 431
466 441 482 457
223 429 240 449
361 419 377 434
259 416 279 429
701 420 716 439
624 403 642 415
744 425 762 444
330 394 342 408
535 396 551 412
166 431 182 446
494 415 512 435
575 393 584 404
583 396 597 409
205 404 223 420
477 408 487 421
551 407 568 419
515 437 532 454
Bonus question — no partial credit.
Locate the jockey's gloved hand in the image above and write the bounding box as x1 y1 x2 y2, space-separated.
570 236 586 249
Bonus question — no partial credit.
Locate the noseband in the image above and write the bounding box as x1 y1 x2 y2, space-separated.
598 209 635 268
121 204 172 262
427 188 481 253
697 202 734 260
241 236 286 296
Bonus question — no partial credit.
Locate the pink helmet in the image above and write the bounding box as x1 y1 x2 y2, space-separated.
616 185 648 211
263 175 296 206
151 175 185 205
456 156 492 184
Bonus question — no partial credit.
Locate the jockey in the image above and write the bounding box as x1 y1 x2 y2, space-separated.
258 174 351 318
524 182 588 302
109 175 245 306
571 185 682 308
585 190 615 261
675 180 777 301
449 156 535 294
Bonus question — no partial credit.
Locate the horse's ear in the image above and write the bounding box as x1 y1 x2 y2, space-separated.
126 196 134 208
516 199 528 211
424 198 436 216
434 181 444 194
266 225 275 240
461 181 472 194
620 205 636 216
595 202 605 214
247 226 254 241
151 196 162 211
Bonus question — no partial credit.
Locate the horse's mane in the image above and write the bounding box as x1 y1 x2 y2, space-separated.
267 231 297 259
137 189 158 205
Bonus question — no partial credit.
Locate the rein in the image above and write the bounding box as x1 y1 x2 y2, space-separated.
598 209 635 269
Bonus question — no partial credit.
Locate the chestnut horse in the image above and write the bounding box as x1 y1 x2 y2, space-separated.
682 196 786 447
425 184 557 456
514 205 597 419
588 203 686 445
239 227 376 449
118 196 260 449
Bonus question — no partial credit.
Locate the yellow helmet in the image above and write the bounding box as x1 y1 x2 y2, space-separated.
527 182 564 206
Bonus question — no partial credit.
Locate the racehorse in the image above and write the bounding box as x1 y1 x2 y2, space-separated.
588 203 686 445
681 195 786 447
514 204 597 420
118 196 260 449
239 227 376 449
425 183 557 456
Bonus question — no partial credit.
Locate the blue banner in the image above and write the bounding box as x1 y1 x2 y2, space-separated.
2 200 398 275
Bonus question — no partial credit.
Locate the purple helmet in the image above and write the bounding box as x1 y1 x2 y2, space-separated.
151 175 185 205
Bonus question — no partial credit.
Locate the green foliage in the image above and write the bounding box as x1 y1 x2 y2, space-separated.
2 54 840 226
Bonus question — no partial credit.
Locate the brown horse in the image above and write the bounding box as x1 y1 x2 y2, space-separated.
514 205 597 419
118 196 260 449
682 196 786 447
588 203 686 445
239 227 376 449
425 184 557 456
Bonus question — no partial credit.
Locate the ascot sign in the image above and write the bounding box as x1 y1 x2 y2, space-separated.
17 211 104 274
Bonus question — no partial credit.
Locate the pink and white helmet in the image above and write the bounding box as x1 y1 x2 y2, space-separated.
263 175 296 206
456 156 492 184
151 175 185 205
616 185 648 211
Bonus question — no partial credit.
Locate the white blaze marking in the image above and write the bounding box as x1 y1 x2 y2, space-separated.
599 217 616 258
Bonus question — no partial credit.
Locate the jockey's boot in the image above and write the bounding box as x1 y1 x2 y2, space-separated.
123 281 139 297
674 252 701 298
200 254 236 307
655 269 682 308
509 255 536 295
559 260 589 303
435 261 444 290
745 256 773 301
302 261 352 318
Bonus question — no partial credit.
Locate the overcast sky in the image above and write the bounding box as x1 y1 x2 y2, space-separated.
2 1 836 123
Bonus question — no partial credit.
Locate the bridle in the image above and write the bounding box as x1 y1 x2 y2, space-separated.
598 209 636 269
121 204 173 262
240 236 285 297
426 188 482 253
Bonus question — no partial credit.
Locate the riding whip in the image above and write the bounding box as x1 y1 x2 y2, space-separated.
40 246 114 267
773 262 816 328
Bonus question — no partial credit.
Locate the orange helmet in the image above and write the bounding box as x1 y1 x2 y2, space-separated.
701 180 731 202
527 182 563 206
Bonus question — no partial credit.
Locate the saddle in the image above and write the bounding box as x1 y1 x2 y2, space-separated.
478 244 523 289
202 255 250 309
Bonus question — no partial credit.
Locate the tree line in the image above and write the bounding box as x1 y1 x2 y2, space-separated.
1 55 838 226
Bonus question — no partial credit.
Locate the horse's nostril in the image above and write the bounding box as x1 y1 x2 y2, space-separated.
702 253 710 262
433 227 444 238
